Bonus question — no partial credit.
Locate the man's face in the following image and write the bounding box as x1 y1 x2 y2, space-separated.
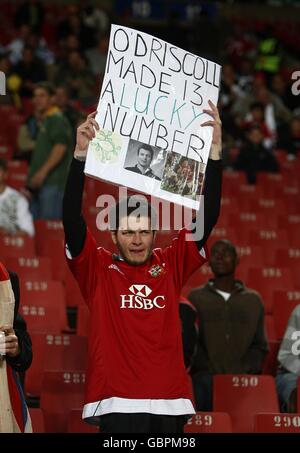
111 216 155 266
248 128 263 145
137 148 152 169
251 107 264 122
55 87 68 109
209 242 238 277
33 88 52 114
181 160 192 178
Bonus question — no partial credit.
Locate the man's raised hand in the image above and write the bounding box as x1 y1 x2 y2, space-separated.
75 111 100 158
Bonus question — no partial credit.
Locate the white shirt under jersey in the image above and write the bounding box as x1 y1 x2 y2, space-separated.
215 289 231 301
0 186 34 237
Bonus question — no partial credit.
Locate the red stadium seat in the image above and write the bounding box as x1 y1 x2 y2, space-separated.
210 226 236 242
265 315 277 342
275 247 300 265
29 408 45 433
40 370 85 432
236 245 264 268
273 290 300 339
285 226 300 248
20 280 68 333
262 341 280 376
228 212 271 230
35 220 64 255
67 409 98 433
248 229 289 248
278 214 300 230
213 375 279 432
7 160 28 174
6 160 28 189
38 237 67 281
4 256 52 280
0 143 13 160
219 196 239 215
0 235 36 258
246 267 294 313
298 378 300 412
64 270 85 307
7 173 28 191
248 198 286 215
76 305 90 337
182 263 212 297
254 413 300 433
184 412 232 433
25 333 87 397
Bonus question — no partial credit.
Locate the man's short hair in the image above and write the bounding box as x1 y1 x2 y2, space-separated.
34 81 55 96
250 101 264 112
109 195 157 231
211 239 237 257
0 158 8 172
137 144 154 161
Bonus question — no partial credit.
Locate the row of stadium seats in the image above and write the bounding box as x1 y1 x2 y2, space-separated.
28 374 300 433
29 407 300 434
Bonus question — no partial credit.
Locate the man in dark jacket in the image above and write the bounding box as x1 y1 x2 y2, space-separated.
1 270 32 374
188 239 268 410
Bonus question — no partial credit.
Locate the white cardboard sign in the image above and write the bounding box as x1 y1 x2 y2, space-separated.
85 24 221 209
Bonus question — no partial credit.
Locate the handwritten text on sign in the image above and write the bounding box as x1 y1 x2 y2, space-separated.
99 25 221 161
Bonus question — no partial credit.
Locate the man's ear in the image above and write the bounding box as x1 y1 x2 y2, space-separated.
111 231 117 245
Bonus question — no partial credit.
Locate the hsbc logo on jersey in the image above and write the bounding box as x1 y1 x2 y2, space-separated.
120 285 166 310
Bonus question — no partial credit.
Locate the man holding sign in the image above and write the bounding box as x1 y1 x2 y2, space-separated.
63 99 222 433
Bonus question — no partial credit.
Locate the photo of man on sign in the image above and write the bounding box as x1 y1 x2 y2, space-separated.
124 140 163 180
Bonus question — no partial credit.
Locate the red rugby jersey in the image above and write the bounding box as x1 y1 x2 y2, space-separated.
66 228 206 423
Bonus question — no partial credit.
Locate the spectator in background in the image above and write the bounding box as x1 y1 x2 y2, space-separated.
242 102 274 149
6 24 31 65
16 93 42 162
189 240 268 411
236 58 255 94
0 263 32 432
57 9 94 51
0 54 16 106
232 83 292 135
26 31 54 66
219 63 244 140
14 0 44 33
271 74 299 114
276 305 300 413
54 85 84 140
82 3 109 37
27 82 73 220
54 51 95 105
0 158 34 237
14 46 46 97
85 33 109 77
255 27 281 86
277 116 300 160
234 124 279 184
